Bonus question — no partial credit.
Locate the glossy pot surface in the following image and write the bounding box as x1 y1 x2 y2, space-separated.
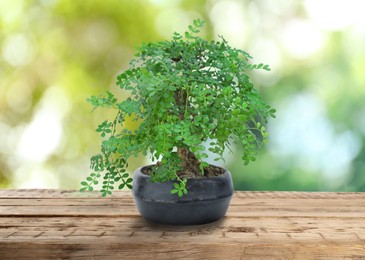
132 165 234 225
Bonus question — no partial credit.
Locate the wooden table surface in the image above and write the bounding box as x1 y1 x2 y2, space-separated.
0 190 364 259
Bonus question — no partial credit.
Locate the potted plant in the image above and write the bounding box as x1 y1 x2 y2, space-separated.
81 19 275 225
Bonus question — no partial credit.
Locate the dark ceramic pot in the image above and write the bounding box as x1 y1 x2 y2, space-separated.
132 165 234 225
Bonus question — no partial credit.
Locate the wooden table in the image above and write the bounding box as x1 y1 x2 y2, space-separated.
0 190 364 259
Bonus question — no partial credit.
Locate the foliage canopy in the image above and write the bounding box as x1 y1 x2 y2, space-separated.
81 19 275 196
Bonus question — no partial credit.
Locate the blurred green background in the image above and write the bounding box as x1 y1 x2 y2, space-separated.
1 0 364 191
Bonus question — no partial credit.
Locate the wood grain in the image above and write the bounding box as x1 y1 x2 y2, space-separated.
0 189 364 259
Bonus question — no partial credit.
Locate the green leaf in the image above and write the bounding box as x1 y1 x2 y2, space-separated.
197 145 205 151
172 32 182 40
185 31 193 39
263 64 271 71
195 115 202 122
201 153 208 159
178 190 183 197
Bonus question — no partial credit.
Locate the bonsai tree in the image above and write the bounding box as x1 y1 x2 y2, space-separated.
81 19 276 197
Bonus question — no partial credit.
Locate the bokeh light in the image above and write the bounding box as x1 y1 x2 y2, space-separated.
0 0 364 191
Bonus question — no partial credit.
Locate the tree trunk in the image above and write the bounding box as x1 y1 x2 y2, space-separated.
177 148 201 177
